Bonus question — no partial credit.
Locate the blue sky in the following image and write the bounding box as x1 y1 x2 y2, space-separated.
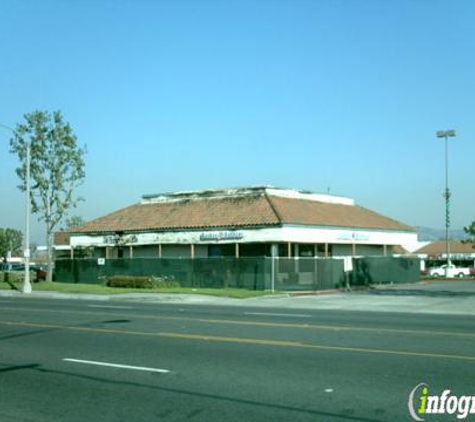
0 0 473 243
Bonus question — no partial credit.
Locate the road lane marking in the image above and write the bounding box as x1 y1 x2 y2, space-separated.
244 312 312 318
63 358 170 373
2 320 475 362
2 306 475 339
87 305 133 310
158 332 475 361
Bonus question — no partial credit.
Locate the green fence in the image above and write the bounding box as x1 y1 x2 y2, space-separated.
274 258 345 291
350 257 420 286
55 258 271 290
54 257 420 291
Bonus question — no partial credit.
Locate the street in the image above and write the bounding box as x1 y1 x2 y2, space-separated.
1 296 474 421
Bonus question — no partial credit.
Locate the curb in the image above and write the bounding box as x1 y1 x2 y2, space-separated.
288 289 344 297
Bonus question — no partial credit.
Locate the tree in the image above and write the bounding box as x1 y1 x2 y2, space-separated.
463 221 475 249
10 110 86 281
62 215 86 231
0 228 23 263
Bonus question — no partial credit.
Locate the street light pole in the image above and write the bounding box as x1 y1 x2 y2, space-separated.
24 137 32 293
0 123 32 293
436 130 456 276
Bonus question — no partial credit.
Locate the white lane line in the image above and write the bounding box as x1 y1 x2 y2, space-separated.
87 305 133 309
244 312 312 318
63 358 170 373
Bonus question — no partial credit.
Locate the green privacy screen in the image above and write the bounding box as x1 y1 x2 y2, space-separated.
55 257 419 291
273 258 345 290
350 257 420 286
55 258 271 290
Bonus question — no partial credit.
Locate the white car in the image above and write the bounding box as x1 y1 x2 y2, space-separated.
428 264 470 278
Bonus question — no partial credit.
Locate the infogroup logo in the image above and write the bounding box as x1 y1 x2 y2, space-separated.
408 383 475 421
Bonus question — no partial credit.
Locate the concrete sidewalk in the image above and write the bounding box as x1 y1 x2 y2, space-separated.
2 281 475 316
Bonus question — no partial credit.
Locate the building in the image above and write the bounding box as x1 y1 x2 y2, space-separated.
414 240 475 268
67 186 417 260
34 232 72 264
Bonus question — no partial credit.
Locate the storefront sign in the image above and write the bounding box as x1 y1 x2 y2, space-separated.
337 232 370 242
200 231 244 241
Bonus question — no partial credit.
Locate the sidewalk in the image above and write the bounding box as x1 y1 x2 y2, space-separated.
2 281 475 315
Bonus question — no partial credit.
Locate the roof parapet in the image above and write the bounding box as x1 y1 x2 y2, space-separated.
141 186 355 206
265 188 354 206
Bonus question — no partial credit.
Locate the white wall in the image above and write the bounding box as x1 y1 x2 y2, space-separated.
71 225 417 249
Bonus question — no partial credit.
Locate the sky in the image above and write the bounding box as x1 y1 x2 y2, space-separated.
0 0 474 244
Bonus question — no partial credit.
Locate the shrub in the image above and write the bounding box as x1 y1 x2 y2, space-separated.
106 275 154 289
0 271 35 284
105 275 181 289
151 276 180 288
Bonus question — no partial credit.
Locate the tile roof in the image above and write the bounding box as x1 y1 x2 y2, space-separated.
414 240 474 254
73 192 414 234
392 245 409 254
54 231 71 245
267 196 414 231
74 195 280 233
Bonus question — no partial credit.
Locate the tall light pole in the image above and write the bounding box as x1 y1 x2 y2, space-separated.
0 123 32 293
436 129 456 276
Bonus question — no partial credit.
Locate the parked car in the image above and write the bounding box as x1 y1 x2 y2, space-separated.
1 263 24 272
1 263 47 282
428 264 470 278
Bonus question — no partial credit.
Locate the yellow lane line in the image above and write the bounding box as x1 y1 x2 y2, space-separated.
1 305 475 339
191 318 475 339
159 332 475 361
1 320 475 362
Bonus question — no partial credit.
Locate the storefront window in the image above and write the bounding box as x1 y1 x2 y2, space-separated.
239 243 271 257
316 244 333 257
208 244 235 257
278 243 292 257
299 244 314 257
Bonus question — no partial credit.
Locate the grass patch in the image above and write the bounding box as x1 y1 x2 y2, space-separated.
421 276 475 281
0 281 274 299
0 282 21 291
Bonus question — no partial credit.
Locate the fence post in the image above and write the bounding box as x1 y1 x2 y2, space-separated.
343 256 353 290
271 244 278 292
314 257 318 290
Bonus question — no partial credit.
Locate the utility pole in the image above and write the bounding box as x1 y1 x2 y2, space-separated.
436 130 456 277
0 123 32 293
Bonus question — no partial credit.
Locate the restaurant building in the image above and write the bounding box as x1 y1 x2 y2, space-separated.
68 186 417 259
415 240 475 268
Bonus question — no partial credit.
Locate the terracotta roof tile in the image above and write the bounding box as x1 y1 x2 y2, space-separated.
74 193 414 234
54 231 71 245
415 240 474 254
267 196 414 231
392 245 408 254
75 195 280 233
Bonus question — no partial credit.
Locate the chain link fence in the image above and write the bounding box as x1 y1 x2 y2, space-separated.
54 256 420 291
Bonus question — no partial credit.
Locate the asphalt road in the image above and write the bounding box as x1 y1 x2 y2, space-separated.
0 297 474 421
